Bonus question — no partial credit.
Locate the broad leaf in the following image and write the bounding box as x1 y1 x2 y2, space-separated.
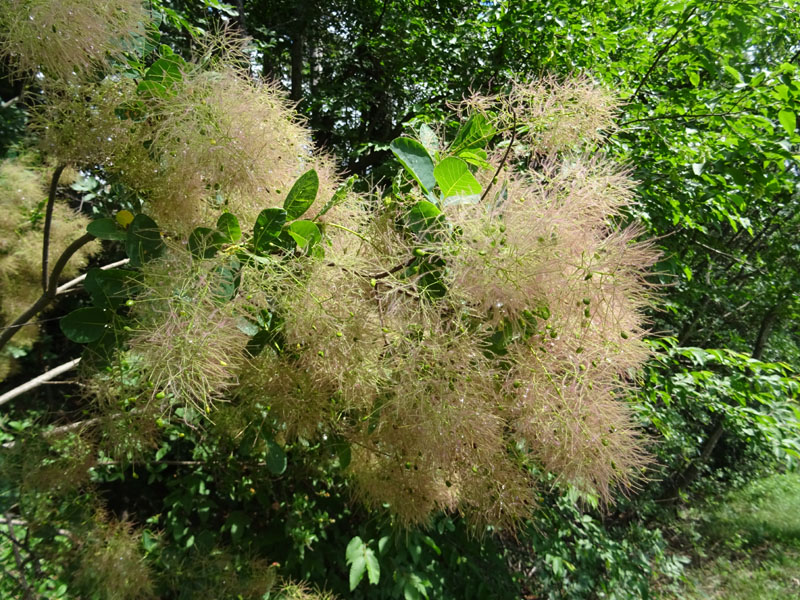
457 148 491 169
334 440 351 469
125 214 163 267
266 439 287 475
450 113 495 153
406 201 443 237
212 257 241 302
253 208 287 252
365 548 380 585
287 220 321 250
83 268 139 310
188 227 228 259
434 157 482 206
283 170 319 220
346 536 364 564
142 56 184 88
778 109 796 136
349 555 366 591
418 123 440 158
60 307 112 344
136 80 168 98
216 212 242 242
390 137 436 193
87 218 127 241
346 537 378 590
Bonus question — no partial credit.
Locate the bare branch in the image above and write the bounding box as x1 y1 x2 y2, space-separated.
41 165 66 292
56 257 131 294
632 6 698 100
0 233 95 352
481 107 517 204
0 358 81 408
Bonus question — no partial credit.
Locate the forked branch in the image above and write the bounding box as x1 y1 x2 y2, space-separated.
0 233 95 353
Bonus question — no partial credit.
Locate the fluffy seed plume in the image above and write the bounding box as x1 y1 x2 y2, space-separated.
128 247 251 414
0 0 148 81
237 77 657 526
74 513 155 600
36 33 339 234
0 158 99 379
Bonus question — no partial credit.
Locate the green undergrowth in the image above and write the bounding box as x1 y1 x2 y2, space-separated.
659 472 800 600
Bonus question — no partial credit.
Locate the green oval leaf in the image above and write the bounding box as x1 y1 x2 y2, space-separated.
212 257 241 302
457 148 490 169
253 207 287 252
434 157 482 206
143 56 185 88
450 113 495 154
125 214 164 267
346 537 367 591
283 169 319 220
365 548 380 585
287 219 321 250
334 440 351 469
778 109 796 136
266 440 287 475
406 200 443 237
188 227 227 259
390 137 436 194
84 268 139 310
60 307 112 344
87 218 127 241
136 79 168 98
216 212 242 242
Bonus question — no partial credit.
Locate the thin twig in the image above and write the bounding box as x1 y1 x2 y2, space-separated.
56 257 131 294
632 6 698 100
0 358 81 408
2 414 109 450
0 232 95 352
0 565 33 600
41 165 66 292
3 516 78 544
368 256 417 280
621 111 747 126
481 107 517 204
4 514 35 600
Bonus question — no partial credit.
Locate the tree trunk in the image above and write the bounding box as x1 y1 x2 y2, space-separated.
290 5 305 103
752 305 781 359
659 416 726 503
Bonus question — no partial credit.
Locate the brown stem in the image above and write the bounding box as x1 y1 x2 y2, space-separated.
0 233 95 353
752 302 784 360
621 111 747 125
481 107 517 204
3 514 35 600
0 358 81 408
632 6 698 100
41 165 66 292
660 416 726 503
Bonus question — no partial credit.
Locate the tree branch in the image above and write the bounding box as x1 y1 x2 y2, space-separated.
41 165 66 292
632 6 698 100
3 514 36 600
0 233 95 352
0 358 81 408
621 111 747 126
481 107 517 204
56 258 130 294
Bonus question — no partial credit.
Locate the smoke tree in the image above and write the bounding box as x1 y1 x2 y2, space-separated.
0 1 658 597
